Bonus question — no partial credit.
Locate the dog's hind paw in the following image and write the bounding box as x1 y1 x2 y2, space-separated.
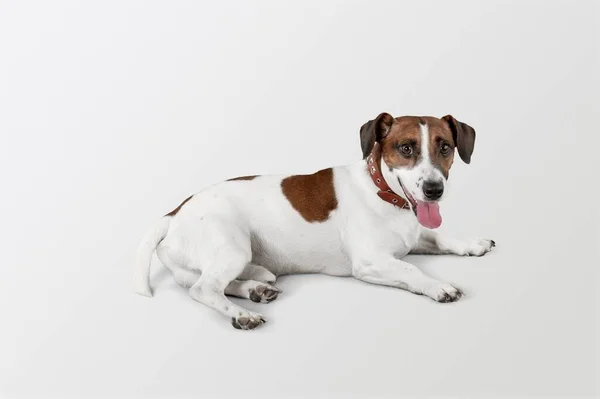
231 312 267 330
249 284 281 304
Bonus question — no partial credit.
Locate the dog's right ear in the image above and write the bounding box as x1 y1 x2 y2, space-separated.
359 112 394 159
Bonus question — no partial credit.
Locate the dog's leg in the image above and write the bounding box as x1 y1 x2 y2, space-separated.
166 264 201 288
160 248 279 304
170 266 280 303
166 264 280 303
186 222 268 330
352 258 462 302
410 229 495 256
225 280 281 303
156 245 202 288
189 269 268 330
238 264 277 284
162 261 280 301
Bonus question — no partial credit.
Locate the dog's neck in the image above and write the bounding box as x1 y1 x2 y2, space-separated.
349 144 413 212
373 144 405 194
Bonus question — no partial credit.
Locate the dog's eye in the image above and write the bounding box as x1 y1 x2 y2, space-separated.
440 143 451 156
399 144 413 156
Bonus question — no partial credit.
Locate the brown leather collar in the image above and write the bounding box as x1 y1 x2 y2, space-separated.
366 143 415 213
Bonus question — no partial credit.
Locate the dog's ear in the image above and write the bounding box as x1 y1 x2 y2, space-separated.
442 115 476 164
359 112 394 159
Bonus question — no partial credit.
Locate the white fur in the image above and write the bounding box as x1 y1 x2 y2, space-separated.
134 217 170 297
134 132 493 328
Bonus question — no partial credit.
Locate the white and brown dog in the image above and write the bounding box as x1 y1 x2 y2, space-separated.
135 113 495 330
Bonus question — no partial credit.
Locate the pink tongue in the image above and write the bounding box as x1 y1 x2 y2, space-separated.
416 201 442 229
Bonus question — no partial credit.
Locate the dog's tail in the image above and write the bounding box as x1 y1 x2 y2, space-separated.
134 216 171 297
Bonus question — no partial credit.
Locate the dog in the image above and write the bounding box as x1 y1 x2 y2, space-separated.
134 113 495 330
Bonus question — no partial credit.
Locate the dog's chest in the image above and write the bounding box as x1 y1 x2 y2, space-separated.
369 213 420 255
339 200 421 264
389 224 420 257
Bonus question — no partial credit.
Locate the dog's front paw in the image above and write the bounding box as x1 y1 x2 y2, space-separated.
424 283 463 303
461 239 495 257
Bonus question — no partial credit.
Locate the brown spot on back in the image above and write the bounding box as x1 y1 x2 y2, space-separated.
165 195 193 217
281 168 338 222
227 175 257 181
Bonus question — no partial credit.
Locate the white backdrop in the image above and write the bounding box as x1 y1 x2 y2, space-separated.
0 1 597 397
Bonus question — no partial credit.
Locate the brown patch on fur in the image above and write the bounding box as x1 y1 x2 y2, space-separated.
281 168 338 222
165 195 193 217
421 116 455 179
380 117 421 169
227 175 257 181
442 115 476 164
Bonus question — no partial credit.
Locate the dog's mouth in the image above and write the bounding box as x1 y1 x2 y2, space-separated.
398 179 442 229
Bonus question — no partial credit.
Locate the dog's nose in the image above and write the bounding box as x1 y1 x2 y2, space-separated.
423 180 444 200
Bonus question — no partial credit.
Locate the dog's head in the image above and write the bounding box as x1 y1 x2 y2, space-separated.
360 113 476 228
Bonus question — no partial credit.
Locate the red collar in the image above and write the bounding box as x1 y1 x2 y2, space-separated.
365 143 415 213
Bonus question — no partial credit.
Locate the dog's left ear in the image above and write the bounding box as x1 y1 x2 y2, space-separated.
359 112 394 159
442 115 476 164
